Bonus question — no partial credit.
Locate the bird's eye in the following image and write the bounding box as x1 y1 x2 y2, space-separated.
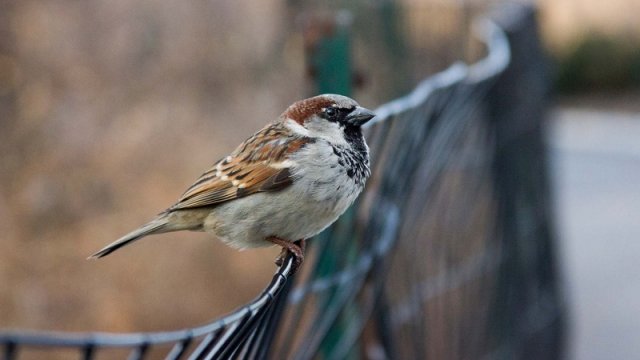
324 107 337 120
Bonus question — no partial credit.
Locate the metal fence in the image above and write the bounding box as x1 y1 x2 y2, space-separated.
0 4 564 360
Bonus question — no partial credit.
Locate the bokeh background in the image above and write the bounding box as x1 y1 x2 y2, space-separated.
0 0 638 359
0 0 309 333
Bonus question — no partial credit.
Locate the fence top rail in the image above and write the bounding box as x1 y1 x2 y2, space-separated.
0 257 296 347
368 17 509 125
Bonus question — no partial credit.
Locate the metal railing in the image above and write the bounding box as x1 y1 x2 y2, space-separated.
1 4 564 360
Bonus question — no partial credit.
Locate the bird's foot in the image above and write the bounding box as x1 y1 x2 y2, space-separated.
267 237 306 272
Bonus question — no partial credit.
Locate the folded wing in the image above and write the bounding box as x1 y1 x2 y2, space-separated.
169 125 310 211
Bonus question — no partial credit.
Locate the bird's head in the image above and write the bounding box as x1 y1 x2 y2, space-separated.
281 94 375 141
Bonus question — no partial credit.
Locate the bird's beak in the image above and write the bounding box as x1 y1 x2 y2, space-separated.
346 106 376 127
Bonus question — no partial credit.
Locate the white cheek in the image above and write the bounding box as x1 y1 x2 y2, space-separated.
304 118 348 146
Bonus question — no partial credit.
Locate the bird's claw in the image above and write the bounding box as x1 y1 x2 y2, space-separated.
268 238 306 273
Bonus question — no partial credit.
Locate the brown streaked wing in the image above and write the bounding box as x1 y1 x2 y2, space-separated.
168 130 310 211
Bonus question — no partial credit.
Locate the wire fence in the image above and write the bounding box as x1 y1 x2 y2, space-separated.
0 3 564 360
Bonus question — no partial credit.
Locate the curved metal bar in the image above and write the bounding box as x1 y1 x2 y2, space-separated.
367 17 510 125
0 255 296 348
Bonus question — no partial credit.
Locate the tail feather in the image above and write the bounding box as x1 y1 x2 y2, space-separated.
88 216 170 259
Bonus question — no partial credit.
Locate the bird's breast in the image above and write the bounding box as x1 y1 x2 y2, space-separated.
290 140 369 209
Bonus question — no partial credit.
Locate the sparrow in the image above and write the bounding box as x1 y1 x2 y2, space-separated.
89 94 375 270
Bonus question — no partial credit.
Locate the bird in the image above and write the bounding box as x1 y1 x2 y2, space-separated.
88 94 375 270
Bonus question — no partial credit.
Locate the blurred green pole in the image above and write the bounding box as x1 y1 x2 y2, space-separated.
303 9 356 359
306 10 353 96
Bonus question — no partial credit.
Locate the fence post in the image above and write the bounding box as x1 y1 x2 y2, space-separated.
486 4 565 359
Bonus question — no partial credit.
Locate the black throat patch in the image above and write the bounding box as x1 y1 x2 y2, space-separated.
332 127 370 186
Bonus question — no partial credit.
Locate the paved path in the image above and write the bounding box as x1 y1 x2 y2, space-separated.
550 108 640 360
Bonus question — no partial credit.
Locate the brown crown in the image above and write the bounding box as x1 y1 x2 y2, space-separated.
281 96 336 124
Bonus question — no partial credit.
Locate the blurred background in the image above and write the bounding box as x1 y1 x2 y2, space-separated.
0 0 638 359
